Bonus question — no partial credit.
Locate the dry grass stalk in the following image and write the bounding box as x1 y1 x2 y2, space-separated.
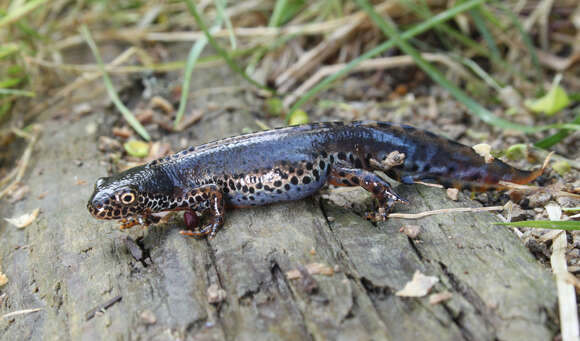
387 205 506 219
282 53 474 108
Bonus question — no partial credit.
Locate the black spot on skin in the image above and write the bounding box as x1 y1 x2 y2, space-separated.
114 209 121 216
256 183 263 189
303 176 312 184
351 177 360 185
321 151 328 158
249 196 255 200
170 203 177 209
122 207 128 215
284 184 291 190
276 189 283 194
342 179 350 185
229 180 235 189
349 154 355 163
274 180 282 187
99 212 106 218
280 173 288 179
242 185 248 192
189 197 195 204
264 185 273 192
297 169 304 176
338 152 347 161
291 176 299 185
236 183 242 190
373 186 382 194
181 150 188 155
223 188 230 193
202 193 209 200
249 187 255 193
289 167 295 173
329 155 335 163
338 171 346 177
242 196 248 200
306 162 313 170
313 169 320 181
355 159 363 168
319 161 326 169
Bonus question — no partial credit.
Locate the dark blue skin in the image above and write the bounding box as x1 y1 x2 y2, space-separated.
88 121 542 238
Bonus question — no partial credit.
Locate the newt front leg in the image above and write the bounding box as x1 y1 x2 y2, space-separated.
179 185 225 239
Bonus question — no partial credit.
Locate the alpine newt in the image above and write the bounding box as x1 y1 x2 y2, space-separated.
87 121 545 238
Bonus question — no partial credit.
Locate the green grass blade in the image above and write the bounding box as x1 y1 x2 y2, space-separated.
174 24 222 128
355 0 549 133
497 1 544 85
80 25 150 141
215 0 236 49
288 0 489 119
0 0 47 28
495 220 580 231
0 88 35 97
269 0 289 27
469 6 501 63
184 0 272 93
534 110 580 149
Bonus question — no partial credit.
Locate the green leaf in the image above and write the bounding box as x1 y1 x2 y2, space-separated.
124 140 150 158
505 144 527 161
495 220 580 231
525 84 570 116
288 109 309 125
552 160 571 176
265 97 284 117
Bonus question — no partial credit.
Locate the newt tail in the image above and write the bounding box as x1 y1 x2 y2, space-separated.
87 121 547 238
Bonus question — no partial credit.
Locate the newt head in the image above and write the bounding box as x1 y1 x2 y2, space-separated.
87 175 144 221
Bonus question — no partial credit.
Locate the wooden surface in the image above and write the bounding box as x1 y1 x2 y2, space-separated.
0 110 558 341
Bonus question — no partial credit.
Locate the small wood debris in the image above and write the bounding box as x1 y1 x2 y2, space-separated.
112 126 133 139
472 143 494 163
1 308 42 320
429 291 453 305
7 184 29 203
396 270 439 297
76 179 87 185
150 96 174 115
297 264 318 294
399 224 421 239
98 136 122 152
124 237 143 261
4 208 40 228
207 284 227 304
286 262 335 280
446 188 459 201
0 272 7 287
85 295 122 321
140 310 157 325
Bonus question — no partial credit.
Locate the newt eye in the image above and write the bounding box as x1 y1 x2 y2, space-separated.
120 192 136 205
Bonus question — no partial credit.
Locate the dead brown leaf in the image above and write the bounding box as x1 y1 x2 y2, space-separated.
286 262 335 280
396 270 439 297
429 291 453 305
4 208 40 228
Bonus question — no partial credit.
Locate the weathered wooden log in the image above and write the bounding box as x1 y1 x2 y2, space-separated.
0 112 557 340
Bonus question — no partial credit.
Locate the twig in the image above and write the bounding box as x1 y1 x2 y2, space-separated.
1 308 42 319
85 295 122 321
387 205 505 219
0 126 41 200
549 206 580 341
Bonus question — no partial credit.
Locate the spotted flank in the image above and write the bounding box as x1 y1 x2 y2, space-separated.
88 121 545 239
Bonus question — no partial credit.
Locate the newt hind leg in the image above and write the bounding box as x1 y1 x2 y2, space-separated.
328 165 407 221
